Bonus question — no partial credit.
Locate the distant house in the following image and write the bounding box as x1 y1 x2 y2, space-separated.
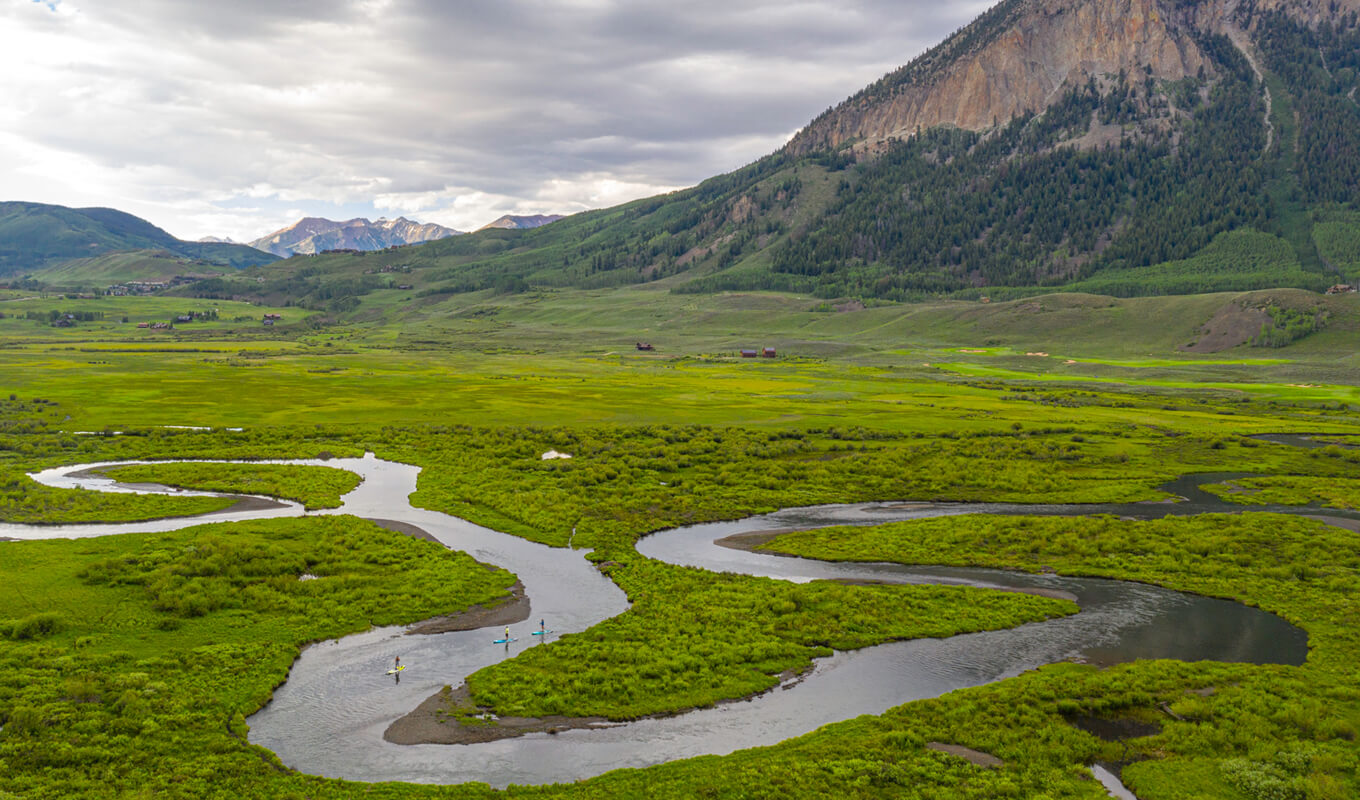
136 322 149 329
397 284 413 290
176 315 192 323
636 342 654 351
762 347 777 358
263 313 283 321
740 349 758 358
1326 284 1357 295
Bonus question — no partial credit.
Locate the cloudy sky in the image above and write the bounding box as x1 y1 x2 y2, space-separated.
2 0 994 242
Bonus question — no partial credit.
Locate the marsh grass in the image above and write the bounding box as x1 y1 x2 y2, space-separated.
103 462 363 510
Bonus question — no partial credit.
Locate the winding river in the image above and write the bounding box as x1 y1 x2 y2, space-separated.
2 441 1351 788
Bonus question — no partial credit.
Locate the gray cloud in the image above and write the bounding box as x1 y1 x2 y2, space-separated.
1 0 997 239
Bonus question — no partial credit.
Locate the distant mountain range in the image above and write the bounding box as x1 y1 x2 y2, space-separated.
0 201 277 277
243 214 564 257
477 214 565 232
248 217 464 258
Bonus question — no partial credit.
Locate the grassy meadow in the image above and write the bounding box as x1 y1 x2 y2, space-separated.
0 286 1359 797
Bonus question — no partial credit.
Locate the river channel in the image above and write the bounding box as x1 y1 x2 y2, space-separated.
1 440 1348 788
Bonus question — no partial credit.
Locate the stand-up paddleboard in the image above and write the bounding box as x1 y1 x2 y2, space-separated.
493 638 518 644
531 630 553 636
385 666 406 675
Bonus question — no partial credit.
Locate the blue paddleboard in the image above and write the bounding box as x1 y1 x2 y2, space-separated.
531 630 553 636
493 638 517 644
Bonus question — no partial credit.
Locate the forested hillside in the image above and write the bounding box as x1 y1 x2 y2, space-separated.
0 202 277 276
183 0 1358 310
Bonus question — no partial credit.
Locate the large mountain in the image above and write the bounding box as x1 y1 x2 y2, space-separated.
249 216 463 257
477 214 564 232
198 0 1360 309
0 201 277 276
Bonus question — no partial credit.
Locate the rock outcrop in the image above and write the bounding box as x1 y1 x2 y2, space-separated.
784 0 1358 156
250 216 462 257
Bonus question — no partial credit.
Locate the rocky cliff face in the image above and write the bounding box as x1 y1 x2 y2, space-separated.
250 217 462 257
784 0 1357 155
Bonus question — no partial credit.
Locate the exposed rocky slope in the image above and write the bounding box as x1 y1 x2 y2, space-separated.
786 0 1359 156
477 214 564 232
250 216 463 257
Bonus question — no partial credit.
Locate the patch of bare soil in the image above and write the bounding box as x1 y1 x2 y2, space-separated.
713 529 799 551
404 581 530 636
369 518 441 543
388 665 818 746
1065 713 1161 742
363 519 534 635
384 685 613 746
1180 302 1270 353
69 465 291 516
926 742 1003 768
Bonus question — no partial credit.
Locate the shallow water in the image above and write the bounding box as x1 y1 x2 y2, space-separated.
3 451 1325 787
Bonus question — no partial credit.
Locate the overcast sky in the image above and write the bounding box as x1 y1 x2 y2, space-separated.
2 0 995 242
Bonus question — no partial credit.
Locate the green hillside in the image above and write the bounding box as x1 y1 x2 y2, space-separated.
167 8 1357 311
33 250 229 287
0 202 277 276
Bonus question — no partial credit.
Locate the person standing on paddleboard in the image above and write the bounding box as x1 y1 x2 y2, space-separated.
539 619 545 633
505 626 511 641
394 655 400 671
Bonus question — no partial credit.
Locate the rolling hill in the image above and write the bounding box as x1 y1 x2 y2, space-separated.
0 202 277 277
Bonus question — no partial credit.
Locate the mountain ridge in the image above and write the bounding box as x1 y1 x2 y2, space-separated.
179 0 1360 310
787 0 1360 157
477 214 565 232
248 216 464 258
0 201 277 276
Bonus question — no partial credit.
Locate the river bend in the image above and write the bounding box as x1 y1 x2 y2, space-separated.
0 452 1333 787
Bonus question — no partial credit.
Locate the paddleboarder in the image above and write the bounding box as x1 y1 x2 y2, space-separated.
394 655 400 671
505 626 511 641
539 619 546 633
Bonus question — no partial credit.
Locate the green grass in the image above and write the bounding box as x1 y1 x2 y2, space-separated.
103 462 362 510
2 282 1360 797
1199 475 1360 510
32 250 229 286
755 512 1360 799
0 515 519 800
464 559 1074 719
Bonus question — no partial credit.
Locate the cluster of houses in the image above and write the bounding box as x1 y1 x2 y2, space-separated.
135 322 173 330
263 313 283 326
1325 283 1358 295
363 264 412 274
106 276 201 296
